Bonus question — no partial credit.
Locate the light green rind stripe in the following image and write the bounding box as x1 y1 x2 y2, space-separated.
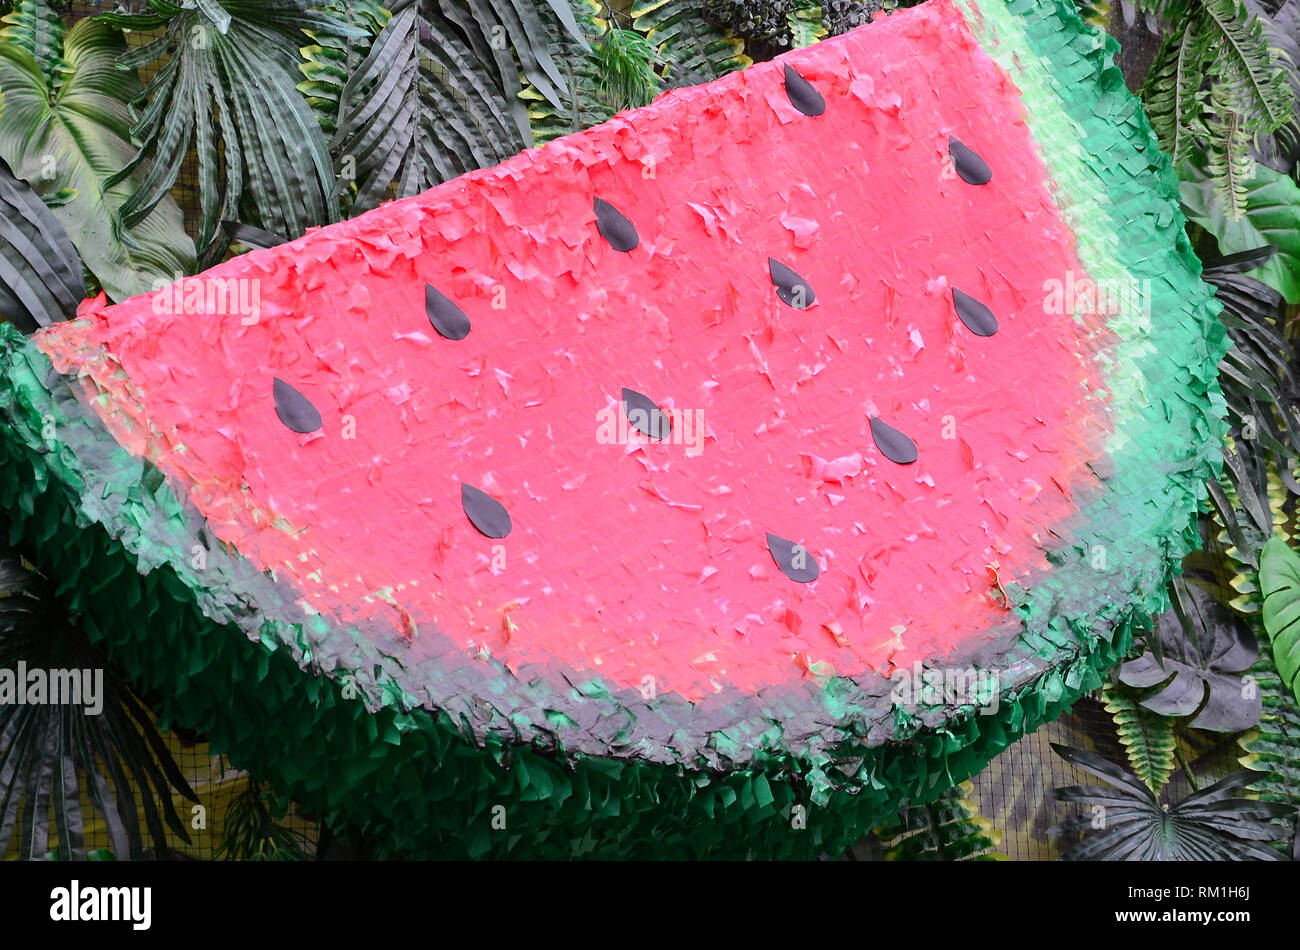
958 0 1228 645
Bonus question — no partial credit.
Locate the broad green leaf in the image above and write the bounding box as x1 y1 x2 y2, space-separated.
0 18 194 301
1181 158 1300 303
1259 536 1300 707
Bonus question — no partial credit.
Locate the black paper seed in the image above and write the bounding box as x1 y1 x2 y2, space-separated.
949 137 992 185
767 532 820 584
425 283 471 341
621 387 672 440
783 64 825 117
273 378 322 434
870 416 918 464
769 257 816 309
594 197 638 251
952 287 998 337
462 483 512 539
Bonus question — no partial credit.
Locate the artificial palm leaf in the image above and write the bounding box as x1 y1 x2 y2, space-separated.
631 0 750 89
525 0 617 144
526 1 664 144
0 16 194 301
1049 744 1291 859
215 777 310 861
1185 245 1294 587
0 157 84 333
1102 683 1178 793
1201 0 1295 137
1119 576 1262 731
328 0 586 216
98 0 359 266
1188 246 1299 581
1203 248 1299 495
0 553 196 860
870 781 1004 861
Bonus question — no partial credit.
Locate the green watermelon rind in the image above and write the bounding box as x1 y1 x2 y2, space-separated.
0 0 1226 858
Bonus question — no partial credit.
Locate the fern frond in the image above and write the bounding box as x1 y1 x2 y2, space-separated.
1205 86 1258 216
1132 0 1189 28
1141 16 1210 165
790 0 828 46
1202 0 1295 134
1258 0 1300 172
873 781 1005 860
1102 683 1178 793
0 0 65 91
631 0 750 90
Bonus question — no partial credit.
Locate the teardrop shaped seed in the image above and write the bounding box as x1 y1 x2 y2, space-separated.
949 137 992 185
769 257 816 309
462 483 512 539
783 64 825 117
870 416 918 464
594 197 639 252
621 387 672 440
273 377 323 434
425 283 471 341
952 287 998 337
767 532 820 584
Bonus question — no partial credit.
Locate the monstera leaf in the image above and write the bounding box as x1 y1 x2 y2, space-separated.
0 16 194 300
1049 744 1291 860
1119 578 1261 731
1260 536 1300 707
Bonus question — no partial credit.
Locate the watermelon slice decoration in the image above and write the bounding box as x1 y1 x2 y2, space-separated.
0 0 1227 858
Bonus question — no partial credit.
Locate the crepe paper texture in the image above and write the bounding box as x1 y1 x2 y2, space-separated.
0 0 1226 858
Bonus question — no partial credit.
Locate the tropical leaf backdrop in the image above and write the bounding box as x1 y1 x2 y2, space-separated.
0 0 1296 862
